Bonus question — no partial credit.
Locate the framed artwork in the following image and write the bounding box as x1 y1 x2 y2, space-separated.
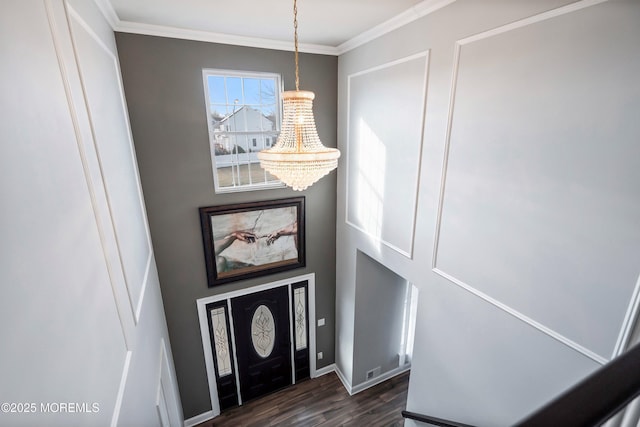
199 197 305 287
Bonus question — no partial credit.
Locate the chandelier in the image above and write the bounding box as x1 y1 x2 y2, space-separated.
257 0 340 191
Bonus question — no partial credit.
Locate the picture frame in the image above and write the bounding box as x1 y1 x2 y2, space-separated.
199 197 305 287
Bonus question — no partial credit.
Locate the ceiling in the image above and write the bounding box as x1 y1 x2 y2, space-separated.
106 0 433 53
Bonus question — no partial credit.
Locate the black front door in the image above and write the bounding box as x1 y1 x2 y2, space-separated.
231 285 292 403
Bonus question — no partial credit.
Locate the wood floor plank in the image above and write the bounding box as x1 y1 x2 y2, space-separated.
200 371 409 427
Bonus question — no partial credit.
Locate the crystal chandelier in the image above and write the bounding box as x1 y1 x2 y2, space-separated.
257 0 340 191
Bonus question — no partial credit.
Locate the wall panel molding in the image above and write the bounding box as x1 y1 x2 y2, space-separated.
613 274 640 358
432 268 607 365
91 0 119 28
430 0 631 365
67 3 153 324
157 338 181 427
18 3 183 426
456 0 608 46
345 51 429 259
45 0 136 349
110 350 133 427
135 253 153 321
432 0 611 272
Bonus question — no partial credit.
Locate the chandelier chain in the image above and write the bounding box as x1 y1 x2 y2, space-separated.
257 0 340 191
293 0 299 91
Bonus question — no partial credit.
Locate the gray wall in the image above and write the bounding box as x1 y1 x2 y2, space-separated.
336 0 640 425
353 251 408 385
115 33 338 419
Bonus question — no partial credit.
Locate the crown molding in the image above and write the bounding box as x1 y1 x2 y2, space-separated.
114 20 339 55
94 0 456 56
335 0 456 55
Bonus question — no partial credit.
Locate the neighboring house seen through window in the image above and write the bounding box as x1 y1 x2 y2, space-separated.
203 69 284 192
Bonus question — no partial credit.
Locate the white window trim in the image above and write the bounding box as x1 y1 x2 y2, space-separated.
202 69 285 193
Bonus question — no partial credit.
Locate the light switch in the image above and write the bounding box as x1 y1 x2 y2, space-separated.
318 318 325 327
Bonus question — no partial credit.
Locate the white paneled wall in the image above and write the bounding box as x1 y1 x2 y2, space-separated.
346 52 428 258
336 0 640 425
0 1 182 426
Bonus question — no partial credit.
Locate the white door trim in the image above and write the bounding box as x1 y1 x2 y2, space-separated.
196 273 316 420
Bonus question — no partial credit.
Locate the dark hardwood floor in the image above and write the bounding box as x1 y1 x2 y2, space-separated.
197 371 410 427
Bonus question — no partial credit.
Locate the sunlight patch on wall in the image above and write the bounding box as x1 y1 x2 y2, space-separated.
345 52 429 258
355 119 386 250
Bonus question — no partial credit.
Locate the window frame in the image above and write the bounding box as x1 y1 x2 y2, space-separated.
202 69 285 193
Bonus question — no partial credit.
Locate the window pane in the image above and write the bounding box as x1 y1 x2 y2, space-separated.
260 105 277 131
226 106 246 132
232 163 275 186
251 305 276 358
244 106 265 132
210 307 233 377
210 104 227 128
226 77 243 104
214 134 234 157
265 170 280 182
260 79 276 104
207 76 226 104
243 78 260 105
236 134 249 156
203 70 284 191
238 136 251 187
294 287 307 350
216 166 235 188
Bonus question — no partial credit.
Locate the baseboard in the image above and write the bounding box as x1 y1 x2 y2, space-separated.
313 363 336 377
184 410 213 427
334 365 354 395
351 364 411 395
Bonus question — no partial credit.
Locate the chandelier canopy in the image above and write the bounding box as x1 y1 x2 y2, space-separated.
257 0 340 191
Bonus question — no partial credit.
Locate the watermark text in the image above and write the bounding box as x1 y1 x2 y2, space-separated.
1 402 100 414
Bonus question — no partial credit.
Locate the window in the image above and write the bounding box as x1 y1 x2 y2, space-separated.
203 69 284 192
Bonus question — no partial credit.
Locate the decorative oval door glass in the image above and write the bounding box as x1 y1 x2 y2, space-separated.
251 305 275 358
